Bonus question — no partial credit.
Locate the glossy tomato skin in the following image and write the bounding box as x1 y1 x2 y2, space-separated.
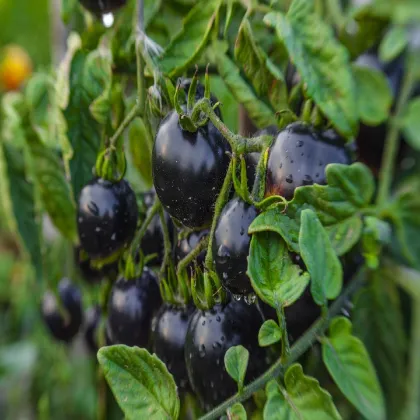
213 198 258 296
151 304 195 392
185 299 269 410
84 305 101 353
175 229 209 268
153 110 231 228
79 0 127 15
106 268 161 348
77 178 138 261
266 122 352 200
42 278 83 342
138 190 173 266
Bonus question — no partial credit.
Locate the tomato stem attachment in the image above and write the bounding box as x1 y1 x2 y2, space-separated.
199 271 366 420
176 235 209 278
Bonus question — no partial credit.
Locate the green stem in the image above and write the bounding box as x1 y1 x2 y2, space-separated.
136 0 146 115
177 235 209 276
191 99 271 154
159 206 174 278
204 161 233 271
108 104 140 148
199 274 365 420
403 297 420 420
129 200 161 259
278 306 290 363
376 66 415 206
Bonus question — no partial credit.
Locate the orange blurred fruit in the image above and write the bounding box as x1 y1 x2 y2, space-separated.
0 45 33 91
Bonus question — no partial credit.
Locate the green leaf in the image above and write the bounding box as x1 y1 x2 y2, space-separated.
263 365 341 420
386 262 420 301
379 26 408 63
388 179 420 269
361 216 391 269
158 0 222 77
1 92 27 148
352 64 392 125
97 345 180 420
64 48 112 199
400 97 420 151
209 45 277 128
326 216 363 257
353 269 407 419
288 163 375 226
299 209 342 306
234 19 287 110
248 231 309 309
249 208 300 253
265 3 357 136
28 138 77 241
224 345 249 392
129 117 153 188
258 320 282 347
227 403 247 420
322 317 385 420
0 143 43 281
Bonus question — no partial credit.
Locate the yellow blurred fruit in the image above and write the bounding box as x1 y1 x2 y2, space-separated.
0 45 33 91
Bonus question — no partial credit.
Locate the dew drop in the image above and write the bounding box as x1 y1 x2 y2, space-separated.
217 245 230 264
302 175 313 185
222 272 228 280
95 227 101 232
296 140 304 147
232 294 242 301
285 174 293 184
240 226 245 236
216 315 221 322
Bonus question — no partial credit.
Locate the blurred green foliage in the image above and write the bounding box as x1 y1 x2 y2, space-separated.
0 0 51 67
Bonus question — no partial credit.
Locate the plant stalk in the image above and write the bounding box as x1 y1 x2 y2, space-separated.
109 104 140 148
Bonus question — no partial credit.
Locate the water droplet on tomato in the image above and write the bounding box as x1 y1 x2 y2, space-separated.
285 174 293 184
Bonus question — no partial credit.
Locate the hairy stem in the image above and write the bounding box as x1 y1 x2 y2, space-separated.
177 235 209 277
376 65 415 206
191 99 271 154
129 200 161 259
199 274 365 420
109 104 140 148
403 298 420 420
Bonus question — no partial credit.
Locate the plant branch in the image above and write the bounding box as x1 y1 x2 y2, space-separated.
199 273 365 420
109 104 140 148
158 206 174 278
177 235 209 277
129 199 161 259
190 99 272 154
376 65 415 206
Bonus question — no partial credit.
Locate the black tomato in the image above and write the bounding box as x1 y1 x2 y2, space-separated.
77 178 138 261
42 278 83 342
106 268 161 348
213 197 258 296
185 299 269 410
355 51 405 173
138 190 173 266
79 0 127 15
151 304 194 392
84 305 101 353
152 110 231 228
175 229 209 269
266 122 352 200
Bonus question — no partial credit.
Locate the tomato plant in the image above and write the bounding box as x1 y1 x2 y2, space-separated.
1 0 420 419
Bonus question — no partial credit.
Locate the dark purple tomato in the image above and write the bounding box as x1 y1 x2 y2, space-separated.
175 229 209 269
42 278 83 342
84 305 101 353
79 0 127 15
152 110 231 228
185 299 269 410
266 122 352 200
77 178 138 261
106 268 161 347
213 198 258 296
151 304 195 392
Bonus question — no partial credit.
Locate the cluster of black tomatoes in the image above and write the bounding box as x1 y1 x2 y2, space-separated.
41 76 359 409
